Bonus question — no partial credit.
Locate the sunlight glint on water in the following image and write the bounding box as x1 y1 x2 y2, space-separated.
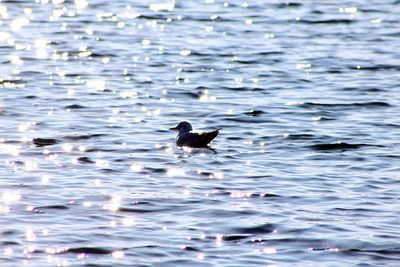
0 0 399 266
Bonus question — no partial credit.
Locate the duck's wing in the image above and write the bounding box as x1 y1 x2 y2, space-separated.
178 129 220 148
198 129 221 147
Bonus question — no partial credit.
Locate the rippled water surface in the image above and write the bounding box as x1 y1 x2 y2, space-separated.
1 0 400 266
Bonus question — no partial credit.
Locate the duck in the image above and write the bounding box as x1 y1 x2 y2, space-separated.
170 121 220 148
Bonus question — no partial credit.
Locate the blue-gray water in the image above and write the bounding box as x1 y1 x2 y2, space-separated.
1 0 400 266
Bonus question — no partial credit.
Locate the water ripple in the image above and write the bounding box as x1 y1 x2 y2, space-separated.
1 0 399 266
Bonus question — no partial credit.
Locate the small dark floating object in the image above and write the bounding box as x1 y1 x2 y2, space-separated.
33 138 59 147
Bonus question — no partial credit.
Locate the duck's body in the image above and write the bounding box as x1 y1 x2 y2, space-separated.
170 121 220 148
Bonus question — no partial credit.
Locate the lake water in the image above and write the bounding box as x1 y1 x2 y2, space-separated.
1 0 400 266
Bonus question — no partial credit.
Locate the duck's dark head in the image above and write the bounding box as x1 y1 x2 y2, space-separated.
170 121 193 133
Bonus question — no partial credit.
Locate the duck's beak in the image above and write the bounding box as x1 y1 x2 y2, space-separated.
169 127 178 131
